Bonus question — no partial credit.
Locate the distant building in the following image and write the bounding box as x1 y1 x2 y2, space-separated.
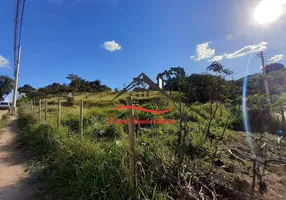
18 90 29 99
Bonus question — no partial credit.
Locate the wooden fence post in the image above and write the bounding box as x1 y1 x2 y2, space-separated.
126 96 136 188
45 99 47 122
39 99 42 121
80 99 83 136
33 99 35 112
252 159 256 195
31 100 34 113
58 99 61 129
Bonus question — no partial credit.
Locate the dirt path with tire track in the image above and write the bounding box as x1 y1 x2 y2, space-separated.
0 115 38 200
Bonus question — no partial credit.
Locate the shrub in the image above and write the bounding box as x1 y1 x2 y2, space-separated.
61 115 96 134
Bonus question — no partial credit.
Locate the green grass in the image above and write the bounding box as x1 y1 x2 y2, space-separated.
19 113 134 200
19 92 268 200
0 112 9 131
46 91 165 105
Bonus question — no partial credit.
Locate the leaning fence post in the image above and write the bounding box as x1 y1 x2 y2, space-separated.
39 99 42 121
80 99 83 136
126 96 136 189
58 99 61 129
45 99 47 122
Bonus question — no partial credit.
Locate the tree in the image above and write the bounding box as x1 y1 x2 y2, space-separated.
207 61 233 76
18 84 36 92
66 74 82 91
66 74 80 82
265 63 284 74
0 76 14 101
89 80 111 93
51 83 62 91
79 79 90 92
157 66 186 95
89 80 101 92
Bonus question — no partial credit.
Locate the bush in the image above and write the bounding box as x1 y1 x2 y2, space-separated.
61 115 96 133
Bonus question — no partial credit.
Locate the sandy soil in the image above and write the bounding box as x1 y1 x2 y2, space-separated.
0 115 38 200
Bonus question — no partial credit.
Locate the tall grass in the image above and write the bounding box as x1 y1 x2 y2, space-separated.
18 97 243 200
19 113 134 200
0 112 9 130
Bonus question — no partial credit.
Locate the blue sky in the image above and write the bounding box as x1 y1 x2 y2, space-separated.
1 0 286 96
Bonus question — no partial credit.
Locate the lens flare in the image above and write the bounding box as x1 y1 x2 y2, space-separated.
242 55 254 154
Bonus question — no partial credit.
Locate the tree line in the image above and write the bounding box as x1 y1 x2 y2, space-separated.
18 74 112 100
157 62 285 103
156 62 285 132
1 62 285 108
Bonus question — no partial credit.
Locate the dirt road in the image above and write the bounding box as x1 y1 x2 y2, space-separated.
0 115 37 200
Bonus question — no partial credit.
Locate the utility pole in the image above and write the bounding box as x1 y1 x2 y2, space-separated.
12 0 22 115
13 0 21 67
12 46 21 115
259 51 271 103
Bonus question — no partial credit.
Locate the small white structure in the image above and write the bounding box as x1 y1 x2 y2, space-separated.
19 92 27 99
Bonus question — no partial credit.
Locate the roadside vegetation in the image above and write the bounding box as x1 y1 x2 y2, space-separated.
17 62 286 200
0 112 9 130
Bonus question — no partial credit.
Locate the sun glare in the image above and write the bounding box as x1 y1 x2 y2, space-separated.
253 0 286 25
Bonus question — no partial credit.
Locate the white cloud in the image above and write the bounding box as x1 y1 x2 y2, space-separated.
0 55 10 68
267 54 284 63
226 42 267 59
208 55 226 62
225 34 233 41
207 42 268 62
190 41 215 61
102 40 122 52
